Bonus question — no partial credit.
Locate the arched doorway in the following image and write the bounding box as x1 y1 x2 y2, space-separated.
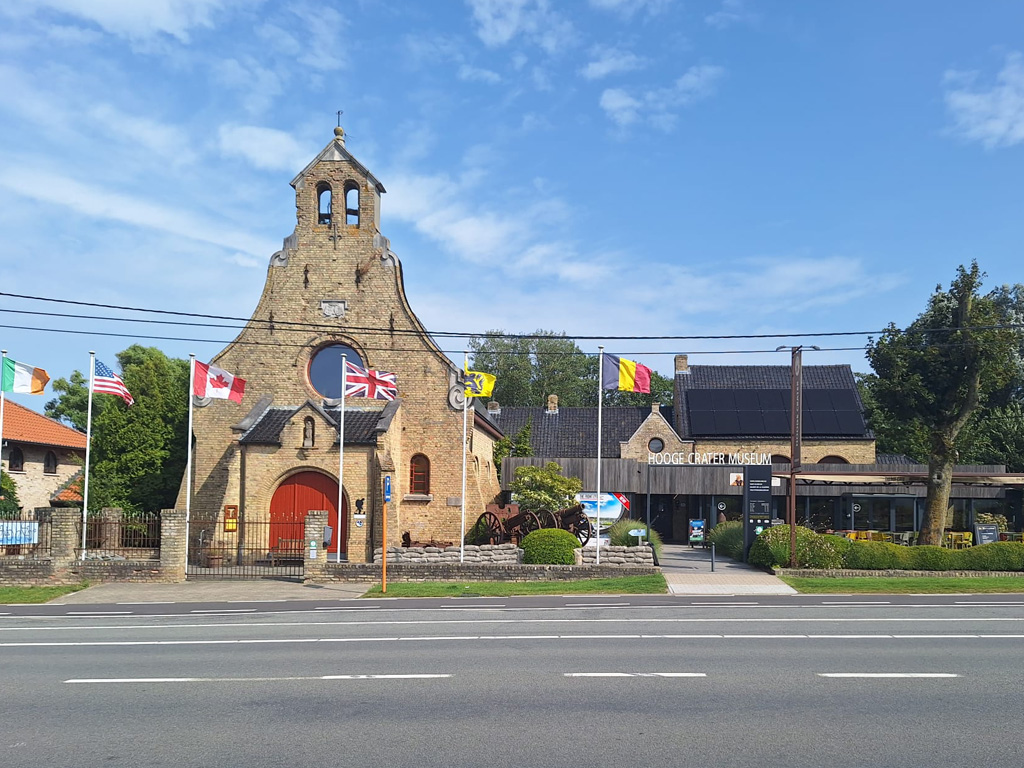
269 471 347 557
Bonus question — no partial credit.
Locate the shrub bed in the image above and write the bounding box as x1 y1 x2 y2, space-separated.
707 521 743 560
746 526 1024 572
521 529 581 565
606 518 663 559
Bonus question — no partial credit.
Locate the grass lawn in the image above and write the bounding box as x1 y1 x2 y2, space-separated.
780 576 1024 594
0 584 88 604
362 574 668 598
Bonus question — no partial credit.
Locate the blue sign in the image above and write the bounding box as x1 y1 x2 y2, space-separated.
384 475 391 502
0 521 39 546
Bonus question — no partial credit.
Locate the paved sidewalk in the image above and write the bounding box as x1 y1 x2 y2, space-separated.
50 580 369 604
658 543 797 595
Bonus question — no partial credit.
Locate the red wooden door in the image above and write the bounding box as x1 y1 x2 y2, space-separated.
269 472 345 555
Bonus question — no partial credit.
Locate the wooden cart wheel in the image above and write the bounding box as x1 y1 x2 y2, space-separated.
537 509 558 529
480 510 505 545
573 514 593 547
520 511 542 536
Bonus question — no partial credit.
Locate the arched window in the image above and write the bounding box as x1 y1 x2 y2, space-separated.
8 446 24 472
43 451 58 475
410 454 430 495
817 455 849 465
317 183 333 225
345 183 359 226
770 454 791 464
302 417 315 448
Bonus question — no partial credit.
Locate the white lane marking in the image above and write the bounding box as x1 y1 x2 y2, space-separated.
821 601 891 605
5 633 1024 648
315 606 380 610
190 609 257 614
691 602 759 606
65 611 132 616
818 673 959 678
3 615 1024 634
564 672 706 678
563 603 629 607
440 605 506 609
228 600 290 603
954 601 1024 605
65 674 450 684
116 602 176 605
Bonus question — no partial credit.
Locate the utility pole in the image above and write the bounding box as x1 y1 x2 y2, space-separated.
776 345 818 568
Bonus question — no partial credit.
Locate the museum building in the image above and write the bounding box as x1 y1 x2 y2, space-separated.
494 355 1024 541
179 127 501 564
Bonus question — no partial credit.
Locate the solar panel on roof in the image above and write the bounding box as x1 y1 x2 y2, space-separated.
714 411 741 434
830 390 859 410
810 410 840 434
804 390 832 410
689 411 716 434
762 411 790 433
734 390 760 410
737 411 765 433
836 411 866 434
710 391 736 410
687 390 714 410
759 390 788 410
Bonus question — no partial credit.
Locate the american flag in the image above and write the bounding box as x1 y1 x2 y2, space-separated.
344 360 397 400
93 360 134 405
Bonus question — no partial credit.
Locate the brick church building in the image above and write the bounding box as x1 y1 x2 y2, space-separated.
180 127 501 563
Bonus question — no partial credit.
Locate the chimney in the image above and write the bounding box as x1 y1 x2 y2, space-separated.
675 354 689 374
546 394 559 414
651 402 661 414
486 401 500 415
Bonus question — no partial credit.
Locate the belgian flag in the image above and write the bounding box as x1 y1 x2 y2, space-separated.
601 354 651 393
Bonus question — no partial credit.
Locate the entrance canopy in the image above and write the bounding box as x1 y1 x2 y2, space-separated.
788 468 1024 488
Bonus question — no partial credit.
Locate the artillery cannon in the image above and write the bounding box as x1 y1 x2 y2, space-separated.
537 504 593 546
474 505 542 545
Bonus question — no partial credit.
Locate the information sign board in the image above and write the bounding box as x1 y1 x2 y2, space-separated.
973 523 1000 546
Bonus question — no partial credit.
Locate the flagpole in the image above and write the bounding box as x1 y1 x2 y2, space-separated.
185 355 195 564
81 352 96 557
337 355 346 564
596 345 604 566
0 351 6 513
460 351 468 564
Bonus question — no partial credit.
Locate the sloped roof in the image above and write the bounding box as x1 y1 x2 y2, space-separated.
2 401 86 450
491 407 671 458
290 133 385 193
674 365 871 440
51 470 83 504
239 404 386 446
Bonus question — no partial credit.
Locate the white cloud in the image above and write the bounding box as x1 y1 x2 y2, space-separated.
19 0 233 42
217 124 312 173
458 64 501 84
599 64 724 129
467 0 576 54
705 0 757 30
944 53 1024 149
88 103 197 165
213 57 283 115
580 46 646 80
290 2 347 71
588 0 672 17
0 166 277 257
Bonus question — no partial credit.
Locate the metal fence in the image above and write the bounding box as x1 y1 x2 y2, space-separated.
0 510 52 559
187 515 305 581
76 511 161 561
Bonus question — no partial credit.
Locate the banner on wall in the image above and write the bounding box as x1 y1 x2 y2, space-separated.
575 492 630 532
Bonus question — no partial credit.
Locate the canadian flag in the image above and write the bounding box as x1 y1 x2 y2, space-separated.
194 361 246 403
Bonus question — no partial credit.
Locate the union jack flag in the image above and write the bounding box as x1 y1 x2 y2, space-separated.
344 360 397 400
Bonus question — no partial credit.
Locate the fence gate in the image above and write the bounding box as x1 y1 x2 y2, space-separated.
187 510 305 581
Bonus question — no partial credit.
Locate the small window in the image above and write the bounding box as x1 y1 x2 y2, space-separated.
43 451 58 475
303 417 315 448
410 454 430 495
345 183 359 226
8 446 24 472
317 183 332 225
817 455 849 465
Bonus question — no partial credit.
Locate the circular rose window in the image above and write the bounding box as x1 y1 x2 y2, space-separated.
648 437 665 453
309 344 364 398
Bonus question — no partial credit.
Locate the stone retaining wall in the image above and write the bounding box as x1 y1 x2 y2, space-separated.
373 543 521 565
773 568 1024 578
576 545 656 567
309 562 660 583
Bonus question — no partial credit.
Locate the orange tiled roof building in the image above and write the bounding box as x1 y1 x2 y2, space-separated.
1 400 86 511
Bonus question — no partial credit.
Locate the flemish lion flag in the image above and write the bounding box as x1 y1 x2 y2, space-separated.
464 367 495 398
1 358 50 394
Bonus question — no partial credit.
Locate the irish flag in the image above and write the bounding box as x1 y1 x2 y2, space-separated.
1 358 50 394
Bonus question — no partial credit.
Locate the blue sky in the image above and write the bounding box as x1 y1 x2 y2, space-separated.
1 0 1023 411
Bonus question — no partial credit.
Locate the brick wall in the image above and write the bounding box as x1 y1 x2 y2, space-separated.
1 445 83 510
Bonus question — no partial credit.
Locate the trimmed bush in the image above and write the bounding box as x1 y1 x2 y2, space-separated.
905 545 954 571
607 518 663 559
956 542 1024 571
748 525 819 569
804 533 852 569
707 521 744 560
521 528 581 565
842 540 912 570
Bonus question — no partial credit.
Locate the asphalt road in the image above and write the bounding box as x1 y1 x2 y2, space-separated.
2 596 1022 768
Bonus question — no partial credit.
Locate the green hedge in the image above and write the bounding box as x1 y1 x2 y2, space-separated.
521 529 581 565
606 518 663 559
750 528 1024 571
707 521 744 559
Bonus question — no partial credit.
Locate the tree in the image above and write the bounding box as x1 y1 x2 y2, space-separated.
45 369 94 431
44 346 189 512
866 263 1019 545
509 461 582 513
492 418 532 477
0 472 21 519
